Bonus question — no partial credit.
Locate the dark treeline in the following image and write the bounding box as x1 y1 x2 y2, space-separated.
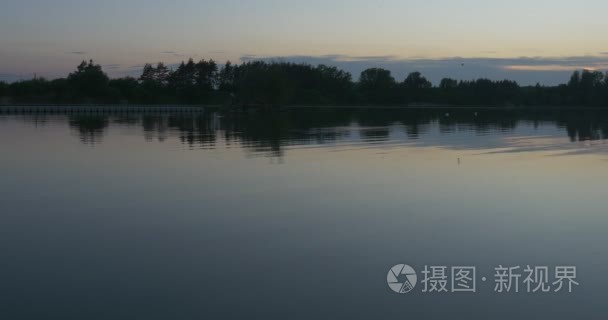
2 59 608 107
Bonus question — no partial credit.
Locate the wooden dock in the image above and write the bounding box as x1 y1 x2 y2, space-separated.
0 105 207 114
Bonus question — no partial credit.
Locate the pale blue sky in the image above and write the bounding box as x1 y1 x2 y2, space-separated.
2 0 608 84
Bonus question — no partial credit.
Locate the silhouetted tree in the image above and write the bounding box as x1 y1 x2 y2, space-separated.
315 64 353 104
403 72 432 89
0 81 6 93
439 78 458 89
567 69 606 105
194 59 218 90
140 62 171 86
358 68 397 104
108 77 141 103
568 71 581 88
218 61 235 91
164 59 219 103
235 61 293 107
67 60 110 101
170 59 196 87
402 71 432 103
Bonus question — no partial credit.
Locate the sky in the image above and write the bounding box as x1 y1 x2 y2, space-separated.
2 0 608 85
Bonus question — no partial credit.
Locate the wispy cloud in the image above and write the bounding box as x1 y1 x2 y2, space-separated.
66 51 87 55
330 55 399 62
161 51 190 57
504 64 608 71
102 64 121 70
496 55 608 70
241 54 258 60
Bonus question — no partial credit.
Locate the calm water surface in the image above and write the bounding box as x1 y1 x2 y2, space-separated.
1 108 608 319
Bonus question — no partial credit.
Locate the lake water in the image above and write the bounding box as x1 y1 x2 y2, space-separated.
1 108 607 319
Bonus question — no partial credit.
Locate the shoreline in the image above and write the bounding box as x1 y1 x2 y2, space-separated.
2 104 608 114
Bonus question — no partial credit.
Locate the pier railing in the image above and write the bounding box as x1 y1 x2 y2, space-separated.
0 104 211 114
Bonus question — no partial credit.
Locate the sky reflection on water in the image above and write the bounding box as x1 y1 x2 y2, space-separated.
0 109 607 319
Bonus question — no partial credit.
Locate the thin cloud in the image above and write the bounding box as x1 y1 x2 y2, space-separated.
504 64 608 71
161 51 186 57
66 51 87 55
102 64 121 70
332 55 398 62
240 54 258 61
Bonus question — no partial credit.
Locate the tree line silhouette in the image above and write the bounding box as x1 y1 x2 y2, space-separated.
2 59 608 107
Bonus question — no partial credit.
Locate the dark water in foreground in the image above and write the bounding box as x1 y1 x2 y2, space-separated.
1 108 608 319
